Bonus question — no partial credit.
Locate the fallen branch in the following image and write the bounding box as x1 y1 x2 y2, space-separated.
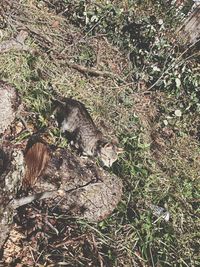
66 62 111 76
64 61 126 83
50 51 127 82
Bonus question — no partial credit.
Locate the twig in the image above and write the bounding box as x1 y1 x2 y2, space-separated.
54 234 86 248
65 62 126 83
13 189 65 208
91 233 104 267
46 220 59 235
17 115 32 135
8 14 127 83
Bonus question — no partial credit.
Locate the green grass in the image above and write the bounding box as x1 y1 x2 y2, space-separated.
1 0 200 266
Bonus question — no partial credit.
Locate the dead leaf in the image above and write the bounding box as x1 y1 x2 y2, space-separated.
15 121 24 135
52 20 59 28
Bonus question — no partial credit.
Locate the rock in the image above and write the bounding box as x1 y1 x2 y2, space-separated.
27 141 123 222
0 81 20 135
0 147 25 249
0 140 123 248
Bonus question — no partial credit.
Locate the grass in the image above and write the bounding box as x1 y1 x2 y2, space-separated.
0 0 200 266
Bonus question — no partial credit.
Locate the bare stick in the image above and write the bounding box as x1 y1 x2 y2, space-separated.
65 62 126 83
13 189 65 208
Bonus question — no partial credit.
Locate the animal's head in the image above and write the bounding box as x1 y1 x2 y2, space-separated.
98 142 124 167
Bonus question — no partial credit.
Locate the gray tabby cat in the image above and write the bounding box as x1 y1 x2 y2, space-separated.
53 98 123 167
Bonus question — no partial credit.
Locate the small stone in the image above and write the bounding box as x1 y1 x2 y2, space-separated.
163 119 168 126
174 109 182 117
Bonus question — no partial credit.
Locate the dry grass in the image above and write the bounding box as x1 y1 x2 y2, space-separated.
0 1 199 266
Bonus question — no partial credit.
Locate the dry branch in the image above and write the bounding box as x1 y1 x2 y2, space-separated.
65 62 126 82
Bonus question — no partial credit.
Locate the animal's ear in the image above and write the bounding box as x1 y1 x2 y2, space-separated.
117 147 124 154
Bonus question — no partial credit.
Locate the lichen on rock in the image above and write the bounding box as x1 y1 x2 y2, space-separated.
0 81 20 135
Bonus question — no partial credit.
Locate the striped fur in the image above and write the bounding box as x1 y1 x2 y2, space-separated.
54 98 123 167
